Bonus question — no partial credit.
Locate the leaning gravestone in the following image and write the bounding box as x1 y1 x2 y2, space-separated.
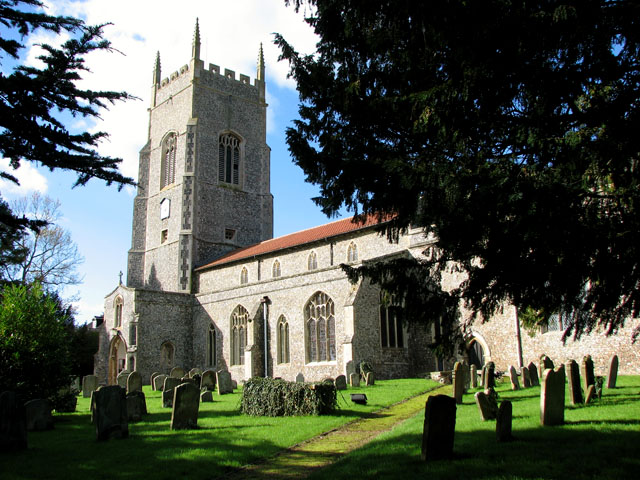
607 355 619 389
201 370 216 390
483 362 495 389
127 371 143 393
126 391 147 422
528 361 539 386
452 361 464 404
216 370 233 394
350 373 360 387
295 373 305 383
163 377 182 408
200 390 214 403
171 383 200 430
509 366 520 391
82 374 98 398
581 355 595 394
522 366 531 388
566 359 583 405
170 366 185 379
154 374 168 391
0 391 27 450
189 367 203 378
93 385 128 441
421 394 456 461
25 399 53 431
150 372 160 391
334 375 347 390
585 384 596 404
496 400 513 442
474 391 498 420
116 370 130 388
365 372 375 386
539 355 554 379
540 365 565 426
470 364 478 388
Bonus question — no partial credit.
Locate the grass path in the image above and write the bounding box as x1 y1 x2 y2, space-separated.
218 384 451 479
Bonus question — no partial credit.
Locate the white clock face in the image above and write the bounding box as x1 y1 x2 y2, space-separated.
160 198 170 219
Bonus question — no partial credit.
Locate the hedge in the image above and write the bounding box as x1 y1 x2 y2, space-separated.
241 377 337 416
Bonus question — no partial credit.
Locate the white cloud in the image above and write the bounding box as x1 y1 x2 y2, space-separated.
0 159 48 197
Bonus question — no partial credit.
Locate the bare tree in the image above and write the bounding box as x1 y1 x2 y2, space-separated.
2 193 84 290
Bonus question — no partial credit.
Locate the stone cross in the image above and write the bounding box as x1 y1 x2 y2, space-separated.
118 271 123 284
421 394 456 461
540 365 565 426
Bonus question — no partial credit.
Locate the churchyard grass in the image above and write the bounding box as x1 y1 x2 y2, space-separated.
2 378 437 480
309 375 640 480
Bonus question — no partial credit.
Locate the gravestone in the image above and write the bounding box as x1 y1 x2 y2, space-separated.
154 374 168 391
192 374 202 389
189 367 202 378
70 376 80 392
540 365 565 426
462 360 471 391
127 371 142 393
25 399 53 431
585 384 596 404
126 391 147 422
93 385 128 441
116 370 130 388
452 361 464 404
201 370 216 390
496 400 513 442
581 355 595 394
163 377 182 408
480 364 486 388
421 394 456 461
528 361 539 386
171 383 200 430
170 366 185 379
474 391 498 420
607 355 619 389
345 361 356 380
216 370 233 394
566 359 583 405
365 372 375 386
231 380 238 389
150 372 160 391
509 366 520 390
522 366 531 388
539 355 554 379
180 376 197 387
200 390 214 403
0 391 27 450
483 362 495 389
334 375 347 390
82 374 98 398
470 364 478 388
350 373 360 387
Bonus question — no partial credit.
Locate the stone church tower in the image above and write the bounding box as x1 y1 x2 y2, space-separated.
127 20 273 293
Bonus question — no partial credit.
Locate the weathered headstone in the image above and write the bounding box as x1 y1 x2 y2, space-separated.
171 383 200 430
365 372 375 386
521 366 531 388
539 355 554 380
126 391 147 422
295 372 304 383
25 399 53 431
200 390 214 403
566 359 583 405
540 365 565 426
169 366 185 379
607 355 619 389
480 364 486 388
201 370 216 390
421 394 456 461
180 376 197 387
92 385 128 440
189 367 202 378
474 391 498 420
162 377 182 408
127 371 143 393
509 366 520 391
528 361 539 386
116 370 130 388
581 355 595 394
231 380 238 390
216 370 233 394
82 374 98 398
350 373 360 387
483 362 495 389
585 384 596 404
334 375 347 390
452 361 464 404
470 364 478 388
496 400 513 442
462 360 471 391
0 391 27 450
150 372 160 391
154 374 168 391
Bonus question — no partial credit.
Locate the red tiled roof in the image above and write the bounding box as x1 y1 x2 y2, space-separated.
196 213 391 271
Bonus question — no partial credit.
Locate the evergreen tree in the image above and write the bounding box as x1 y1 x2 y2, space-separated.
278 1 640 340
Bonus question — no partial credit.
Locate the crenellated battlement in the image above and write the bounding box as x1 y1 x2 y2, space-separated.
159 64 190 88
155 62 261 92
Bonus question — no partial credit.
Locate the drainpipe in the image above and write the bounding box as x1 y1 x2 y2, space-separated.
261 296 271 377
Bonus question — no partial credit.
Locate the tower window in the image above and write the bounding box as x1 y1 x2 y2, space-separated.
114 296 123 328
347 242 358 263
161 229 168 244
161 133 177 189
225 228 236 241
272 259 281 278
218 133 241 185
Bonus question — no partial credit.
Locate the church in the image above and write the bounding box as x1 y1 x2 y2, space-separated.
94 24 640 386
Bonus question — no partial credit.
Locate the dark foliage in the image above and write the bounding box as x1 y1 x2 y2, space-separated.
241 377 337 416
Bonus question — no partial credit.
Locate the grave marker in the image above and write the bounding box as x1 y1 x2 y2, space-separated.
581 355 595 394
295 373 305 383
216 370 233 394
509 366 520 390
150 372 160 390
470 364 478 388
170 366 185 379
528 361 539 386
607 355 619 389
452 361 464 404
566 359 583 405
421 394 456 461
0 391 27 450
522 366 531 388
25 399 53 431
93 385 128 441
201 370 216 390
154 374 168 391
126 391 147 422
171 383 200 430
540 365 565 426
127 371 142 393
200 390 214 402
365 372 375 386
474 390 498 420
82 375 98 398
350 373 360 387
335 375 347 390
116 370 130 388
585 384 596 404
496 400 513 442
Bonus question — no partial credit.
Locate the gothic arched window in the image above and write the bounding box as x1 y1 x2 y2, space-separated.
231 305 249 366
347 242 358 263
277 315 290 364
308 251 318 271
305 291 336 363
240 267 249 285
114 296 123 328
161 133 177 189
272 259 281 278
218 133 241 185
379 290 405 348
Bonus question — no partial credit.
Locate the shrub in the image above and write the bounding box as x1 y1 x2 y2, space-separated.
241 377 337 416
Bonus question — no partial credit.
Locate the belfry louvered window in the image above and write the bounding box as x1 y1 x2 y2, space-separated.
218 133 240 185
161 133 177 189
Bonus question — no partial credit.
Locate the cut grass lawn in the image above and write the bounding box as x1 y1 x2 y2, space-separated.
2 378 438 480
308 375 640 480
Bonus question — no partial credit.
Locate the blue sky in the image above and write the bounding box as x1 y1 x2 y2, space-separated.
0 1 346 322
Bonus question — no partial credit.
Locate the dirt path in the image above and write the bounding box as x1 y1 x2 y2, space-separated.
217 384 451 479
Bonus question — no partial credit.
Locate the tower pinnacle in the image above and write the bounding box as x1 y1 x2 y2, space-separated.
153 51 161 85
192 18 201 60
257 42 265 82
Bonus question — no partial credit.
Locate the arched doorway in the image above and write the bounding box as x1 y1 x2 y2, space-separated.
466 333 489 369
108 335 127 385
